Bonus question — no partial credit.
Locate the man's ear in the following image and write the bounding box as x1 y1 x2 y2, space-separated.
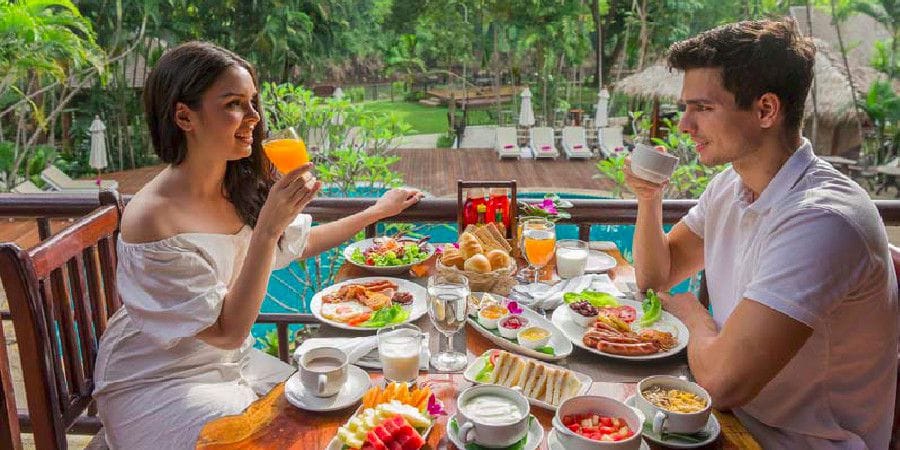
757 93 781 129
174 102 193 132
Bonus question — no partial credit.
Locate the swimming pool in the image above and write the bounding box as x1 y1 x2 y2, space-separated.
255 191 692 350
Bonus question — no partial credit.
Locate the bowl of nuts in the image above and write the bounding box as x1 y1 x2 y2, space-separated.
568 301 599 328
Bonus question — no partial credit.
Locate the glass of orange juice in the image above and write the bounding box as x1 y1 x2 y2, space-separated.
262 127 310 175
522 218 556 284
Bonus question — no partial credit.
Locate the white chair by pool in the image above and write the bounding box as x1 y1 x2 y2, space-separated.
561 126 593 160
529 126 559 159
41 165 119 192
598 126 626 159
495 127 522 160
11 180 45 194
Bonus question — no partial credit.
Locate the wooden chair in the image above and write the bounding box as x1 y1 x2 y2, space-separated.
890 245 900 449
0 191 123 449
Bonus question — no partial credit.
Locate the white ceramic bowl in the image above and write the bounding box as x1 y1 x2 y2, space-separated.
631 144 678 183
343 238 435 276
498 315 529 339
552 396 644 450
477 305 508 330
568 303 598 328
634 375 712 435
516 326 551 349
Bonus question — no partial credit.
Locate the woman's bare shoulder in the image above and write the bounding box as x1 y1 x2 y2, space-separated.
120 188 180 244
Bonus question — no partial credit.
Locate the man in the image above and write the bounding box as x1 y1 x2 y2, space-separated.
625 19 898 449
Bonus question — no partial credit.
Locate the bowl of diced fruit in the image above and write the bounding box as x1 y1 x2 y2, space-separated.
553 396 644 450
344 236 435 276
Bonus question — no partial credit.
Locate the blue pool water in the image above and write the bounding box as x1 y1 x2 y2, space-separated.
254 190 692 350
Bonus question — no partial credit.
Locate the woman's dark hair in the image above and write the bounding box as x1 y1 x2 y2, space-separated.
667 19 815 133
143 41 273 227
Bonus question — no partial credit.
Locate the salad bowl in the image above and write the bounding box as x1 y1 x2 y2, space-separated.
344 237 435 275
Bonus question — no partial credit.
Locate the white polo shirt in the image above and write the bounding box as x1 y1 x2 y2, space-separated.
682 139 898 449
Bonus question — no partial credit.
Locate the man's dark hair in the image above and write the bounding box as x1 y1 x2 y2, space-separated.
667 19 815 132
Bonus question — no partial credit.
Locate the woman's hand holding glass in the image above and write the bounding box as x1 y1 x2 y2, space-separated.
256 163 321 239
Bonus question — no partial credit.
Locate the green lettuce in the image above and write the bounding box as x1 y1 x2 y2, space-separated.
351 244 427 267
563 290 619 308
640 289 662 327
361 304 410 328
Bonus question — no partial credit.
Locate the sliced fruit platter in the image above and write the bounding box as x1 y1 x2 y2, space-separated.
311 277 427 330
463 349 591 410
466 292 572 361
551 289 689 360
329 382 446 450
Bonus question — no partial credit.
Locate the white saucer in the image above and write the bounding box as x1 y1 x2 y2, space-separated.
448 414 543 450
624 395 721 448
548 428 649 450
585 249 617 273
284 365 371 412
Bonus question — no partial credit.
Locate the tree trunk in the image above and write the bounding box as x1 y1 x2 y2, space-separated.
829 0 866 159
637 0 649 71
493 23 501 125
591 0 603 89
805 0 819 152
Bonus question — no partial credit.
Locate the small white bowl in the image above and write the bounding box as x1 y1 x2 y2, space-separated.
498 315 529 339
516 326 551 349
631 144 678 183
478 305 509 330
553 396 644 450
568 304 598 328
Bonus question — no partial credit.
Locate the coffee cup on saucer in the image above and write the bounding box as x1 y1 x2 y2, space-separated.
298 346 348 397
456 385 531 447
630 144 679 184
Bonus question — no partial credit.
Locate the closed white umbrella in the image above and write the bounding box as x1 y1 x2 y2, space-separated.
89 115 108 186
333 86 344 100
332 86 344 126
518 87 535 127
595 88 610 127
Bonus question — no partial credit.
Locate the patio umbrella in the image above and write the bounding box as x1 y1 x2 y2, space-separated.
332 86 344 126
595 88 610 127
518 87 535 127
89 115 108 186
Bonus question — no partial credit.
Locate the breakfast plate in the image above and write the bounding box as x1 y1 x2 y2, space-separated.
467 292 572 361
463 350 591 410
551 298 689 361
310 277 427 330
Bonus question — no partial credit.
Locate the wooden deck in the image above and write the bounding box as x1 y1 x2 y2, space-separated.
0 148 615 247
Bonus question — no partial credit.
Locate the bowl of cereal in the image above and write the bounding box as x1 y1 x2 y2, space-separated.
633 375 711 436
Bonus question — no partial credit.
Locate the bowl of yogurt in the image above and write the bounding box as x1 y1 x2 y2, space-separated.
455 385 530 447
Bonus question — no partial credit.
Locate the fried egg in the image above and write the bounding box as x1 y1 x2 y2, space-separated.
320 301 372 323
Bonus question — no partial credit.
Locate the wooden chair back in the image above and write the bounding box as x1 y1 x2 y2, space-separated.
0 193 123 449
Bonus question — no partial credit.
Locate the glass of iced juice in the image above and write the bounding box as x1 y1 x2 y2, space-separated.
522 218 556 284
263 127 310 174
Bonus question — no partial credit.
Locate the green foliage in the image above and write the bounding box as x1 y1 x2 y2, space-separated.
594 154 628 198
256 328 295 358
871 39 899 77
436 133 454 148
858 80 900 164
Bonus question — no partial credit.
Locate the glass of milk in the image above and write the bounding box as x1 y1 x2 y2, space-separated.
555 239 589 279
377 323 422 383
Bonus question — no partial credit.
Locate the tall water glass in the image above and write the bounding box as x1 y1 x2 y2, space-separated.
377 323 422 383
427 273 469 372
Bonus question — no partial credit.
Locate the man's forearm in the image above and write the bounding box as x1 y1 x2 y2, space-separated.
634 197 671 291
301 207 383 258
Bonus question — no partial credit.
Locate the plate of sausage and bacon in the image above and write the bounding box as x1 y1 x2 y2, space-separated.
550 298 688 360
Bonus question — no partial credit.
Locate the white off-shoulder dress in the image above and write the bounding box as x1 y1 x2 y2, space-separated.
93 215 311 450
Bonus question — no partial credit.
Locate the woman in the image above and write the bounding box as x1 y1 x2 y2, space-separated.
93 41 422 449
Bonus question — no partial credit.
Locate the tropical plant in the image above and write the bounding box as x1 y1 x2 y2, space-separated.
594 153 628 198
858 80 900 164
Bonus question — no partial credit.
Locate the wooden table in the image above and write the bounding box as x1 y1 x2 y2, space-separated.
196 248 761 450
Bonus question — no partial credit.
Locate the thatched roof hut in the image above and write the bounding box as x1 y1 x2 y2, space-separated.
613 38 893 155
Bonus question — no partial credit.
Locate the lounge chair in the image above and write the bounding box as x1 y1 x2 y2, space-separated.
561 126 593 159
495 127 521 160
598 126 626 159
11 180 44 194
529 126 560 159
41 165 118 192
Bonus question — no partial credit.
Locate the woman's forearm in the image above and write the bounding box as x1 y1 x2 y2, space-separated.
633 197 671 291
199 230 278 348
301 207 383 258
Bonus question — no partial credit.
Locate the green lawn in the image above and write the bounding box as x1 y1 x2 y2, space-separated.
359 101 448 135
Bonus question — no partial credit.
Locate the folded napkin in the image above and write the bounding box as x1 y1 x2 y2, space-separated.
514 274 625 311
294 334 429 370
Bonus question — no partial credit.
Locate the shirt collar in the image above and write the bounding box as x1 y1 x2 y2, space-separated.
733 138 815 213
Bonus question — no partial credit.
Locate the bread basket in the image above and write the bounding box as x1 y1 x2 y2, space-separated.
435 257 517 295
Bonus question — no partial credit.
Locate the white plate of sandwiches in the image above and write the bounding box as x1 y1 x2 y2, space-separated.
463 349 591 410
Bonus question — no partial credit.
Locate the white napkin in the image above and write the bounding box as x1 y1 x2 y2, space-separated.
294 335 429 369
515 274 625 311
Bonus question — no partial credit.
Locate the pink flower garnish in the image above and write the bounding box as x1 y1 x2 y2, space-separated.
427 394 447 416
505 300 523 315
452 242 460 249
435 246 444 255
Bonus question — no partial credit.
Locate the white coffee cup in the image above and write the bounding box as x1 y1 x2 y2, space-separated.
298 346 348 397
456 385 530 447
634 375 712 435
631 144 679 183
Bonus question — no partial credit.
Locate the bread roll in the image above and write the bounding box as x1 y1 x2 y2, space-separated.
486 249 510 270
464 254 491 273
459 232 484 259
441 247 465 269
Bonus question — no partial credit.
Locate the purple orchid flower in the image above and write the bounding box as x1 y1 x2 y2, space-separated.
452 242 460 249
427 393 447 416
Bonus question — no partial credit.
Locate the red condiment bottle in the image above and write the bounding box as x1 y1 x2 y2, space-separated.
463 188 487 227
488 188 511 233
